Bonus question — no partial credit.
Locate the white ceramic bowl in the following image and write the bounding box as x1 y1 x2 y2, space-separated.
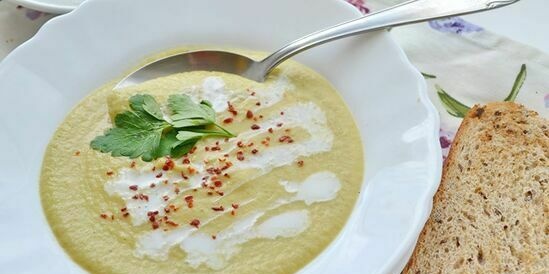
0 0 442 273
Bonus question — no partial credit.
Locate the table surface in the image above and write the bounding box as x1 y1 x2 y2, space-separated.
464 0 548 53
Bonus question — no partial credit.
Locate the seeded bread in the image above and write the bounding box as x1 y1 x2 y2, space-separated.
403 102 548 274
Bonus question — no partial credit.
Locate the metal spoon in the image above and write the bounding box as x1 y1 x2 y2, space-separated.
115 0 520 89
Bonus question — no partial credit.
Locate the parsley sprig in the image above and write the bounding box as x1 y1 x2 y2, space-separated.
91 94 234 161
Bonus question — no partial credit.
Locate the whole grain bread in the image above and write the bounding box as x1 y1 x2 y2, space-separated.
403 102 548 274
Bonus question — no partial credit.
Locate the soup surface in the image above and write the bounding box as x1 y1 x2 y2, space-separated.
41 49 364 274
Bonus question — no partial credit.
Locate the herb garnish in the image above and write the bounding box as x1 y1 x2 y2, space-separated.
91 94 234 161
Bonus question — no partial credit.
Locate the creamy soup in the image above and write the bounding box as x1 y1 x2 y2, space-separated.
40 49 364 274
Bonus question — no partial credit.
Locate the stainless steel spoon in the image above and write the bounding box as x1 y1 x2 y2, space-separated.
115 0 520 89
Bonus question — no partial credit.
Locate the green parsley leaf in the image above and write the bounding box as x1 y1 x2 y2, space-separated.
91 93 234 162
91 96 169 161
168 94 215 125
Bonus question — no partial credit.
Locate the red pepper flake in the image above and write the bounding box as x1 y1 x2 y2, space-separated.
155 172 163 178
164 207 170 213
278 136 294 143
100 213 108 219
181 172 189 180
189 146 197 154
212 235 217 240
205 146 210 152
216 191 224 196
224 173 231 178
189 219 200 228
227 102 238 116
152 166 156 172
237 141 244 148
236 151 245 161
174 187 180 194
147 211 159 216
259 115 263 119
74 151 80 156
131 195 138 200
223 117 234 124
129 185 138 191
106 171 114 176
268 128 274 133
211 206 225 211
231 210 236 216
231 203 239 209
213 180 223 187
251 124 260 130
123 212 130 218
150 183 156 188
211 146 221 151
187 167 196 175
166 220 179 227
251 149 259 154
280 111 285 115
152 221 159 230
184 195 193 202
255 102 261 106
276 123 283 127
130 161 136 168
141 194 149 202
207 192 214 196
297 160 304 167
247 142 254 147
149 215 156 222
250 90 256 96
163 195 169 201
120 207 127 212
162 158 175 171
163 180 169 185
182 158 190 165
246 110 254 119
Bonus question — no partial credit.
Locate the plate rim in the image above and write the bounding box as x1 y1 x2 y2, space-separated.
8 0 76 13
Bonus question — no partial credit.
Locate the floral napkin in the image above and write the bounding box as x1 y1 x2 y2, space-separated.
0 0 547 157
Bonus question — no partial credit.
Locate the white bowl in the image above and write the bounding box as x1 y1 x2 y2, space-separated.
0 0 442 273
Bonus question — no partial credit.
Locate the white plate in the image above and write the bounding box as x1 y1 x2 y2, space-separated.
9 0 80 13
0 0 442 273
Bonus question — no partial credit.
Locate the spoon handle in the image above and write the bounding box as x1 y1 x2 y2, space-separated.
256 0 519 78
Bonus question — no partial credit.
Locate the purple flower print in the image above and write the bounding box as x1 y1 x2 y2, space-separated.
25 9 45 20
346 0 370 14
429 17 483 34
545 94 549 108
439 128 455 160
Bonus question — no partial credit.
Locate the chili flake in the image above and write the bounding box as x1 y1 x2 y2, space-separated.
231 203 239 209
279 136 294 143
106 171 114 176
189 219 200 228
214 181 223 187
251 124 260 130
130 161 136 168
74 151 81 156
246 110 254 119
236 151 245 161
155 172 163 178
223 117 234 124
297 160 304 167
162 158 175 171
251 149 259 154
211 206 225 212
129 185 138 191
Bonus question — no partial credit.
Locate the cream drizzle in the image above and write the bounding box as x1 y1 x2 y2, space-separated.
103 77 338 269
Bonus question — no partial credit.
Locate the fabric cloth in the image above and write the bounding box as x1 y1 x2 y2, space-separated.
0 0 547 156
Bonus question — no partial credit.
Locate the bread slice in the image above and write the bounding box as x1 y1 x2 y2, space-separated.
403 102 548 274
